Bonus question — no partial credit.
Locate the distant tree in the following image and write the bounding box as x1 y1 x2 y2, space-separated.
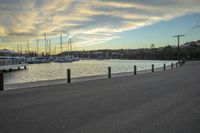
150 44 155 49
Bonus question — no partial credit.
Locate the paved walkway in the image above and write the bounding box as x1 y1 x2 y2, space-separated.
0 61 200 133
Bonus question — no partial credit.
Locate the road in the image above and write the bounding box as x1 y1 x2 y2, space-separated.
0 61 200 133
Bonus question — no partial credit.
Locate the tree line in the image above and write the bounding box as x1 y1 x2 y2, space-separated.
63 40 200 60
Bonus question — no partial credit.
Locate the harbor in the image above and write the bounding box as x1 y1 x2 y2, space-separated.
0 56 27 71
1 59 176 85
0 1 200 132
0 61 199 133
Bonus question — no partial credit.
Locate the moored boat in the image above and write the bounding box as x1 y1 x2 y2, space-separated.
27 57 50 64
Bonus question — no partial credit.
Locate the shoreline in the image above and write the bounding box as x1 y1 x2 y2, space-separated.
5 64 173 90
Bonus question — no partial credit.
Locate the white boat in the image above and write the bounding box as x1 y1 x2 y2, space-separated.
0 56 27 71
71 56 80 61
54 56 72 63
27 57 50 64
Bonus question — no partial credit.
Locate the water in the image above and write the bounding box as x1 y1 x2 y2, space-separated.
4 60 176 84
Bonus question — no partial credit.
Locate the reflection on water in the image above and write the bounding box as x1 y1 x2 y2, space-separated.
4 60 176 84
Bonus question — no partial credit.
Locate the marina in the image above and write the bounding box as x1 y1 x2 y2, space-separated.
3 59 176 85
0 56 27 71
0 1 200 132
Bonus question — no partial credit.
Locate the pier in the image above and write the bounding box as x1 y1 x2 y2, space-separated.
0 61 200 133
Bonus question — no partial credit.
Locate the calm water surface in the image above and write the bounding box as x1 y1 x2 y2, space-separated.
4 60 176 84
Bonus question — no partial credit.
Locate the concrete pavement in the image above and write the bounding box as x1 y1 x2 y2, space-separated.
0 61 200 133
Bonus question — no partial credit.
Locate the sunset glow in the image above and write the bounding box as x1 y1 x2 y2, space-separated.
0 0 200 52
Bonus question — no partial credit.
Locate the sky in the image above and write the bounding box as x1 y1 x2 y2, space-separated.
0 0 200 53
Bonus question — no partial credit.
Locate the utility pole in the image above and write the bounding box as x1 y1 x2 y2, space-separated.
173 35 184 65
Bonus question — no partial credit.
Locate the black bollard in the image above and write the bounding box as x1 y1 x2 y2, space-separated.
67 69 71 83
176 63 178 68
171 63 173 69
152 64 154 72
108 67 111 78
0 71 4 91
163 64 166 71
134 65 137 75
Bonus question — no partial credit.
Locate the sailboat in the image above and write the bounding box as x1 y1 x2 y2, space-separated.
54 34 73 63
68 38 80 62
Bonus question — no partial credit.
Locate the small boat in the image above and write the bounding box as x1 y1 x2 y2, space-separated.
53 56 72 63
27 57 50 64
71 57 80 61
0 56 27 71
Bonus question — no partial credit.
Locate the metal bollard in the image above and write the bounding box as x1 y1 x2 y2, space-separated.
108 67 111 78
0 71 4 91
171 63 173 69
176 63 178 68
134 65 137 75
152 64 154 72
163 64 166 71
67 69 71 83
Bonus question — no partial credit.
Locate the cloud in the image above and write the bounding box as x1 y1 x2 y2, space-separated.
0 26 7 36
0 0 200 50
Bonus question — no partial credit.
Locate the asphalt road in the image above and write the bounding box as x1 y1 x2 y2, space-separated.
0 61 200 133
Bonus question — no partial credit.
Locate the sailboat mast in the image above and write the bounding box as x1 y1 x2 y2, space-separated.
49 40 51 56
17 44 19 53
70 38 72 52
27 41 29 55
20 44 22 54
46 39 49 55
44 33 47 55
60 34 63 54
37 39 39 55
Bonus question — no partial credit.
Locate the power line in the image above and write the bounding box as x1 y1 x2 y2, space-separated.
185 16 200 35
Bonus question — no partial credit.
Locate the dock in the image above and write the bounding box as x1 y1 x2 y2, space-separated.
0 63 27 71
0 56 27 71
0 61 200 133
